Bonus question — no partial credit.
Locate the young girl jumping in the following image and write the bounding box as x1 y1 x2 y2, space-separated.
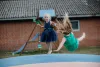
54 13 85 52
38 13 57 54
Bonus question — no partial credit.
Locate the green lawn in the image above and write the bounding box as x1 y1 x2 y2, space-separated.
0 46 100 59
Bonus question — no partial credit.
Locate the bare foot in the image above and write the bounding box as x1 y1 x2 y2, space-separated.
53 50 59 52
47 50 52 54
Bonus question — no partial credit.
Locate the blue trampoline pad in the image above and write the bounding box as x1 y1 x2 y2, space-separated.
0 54 100 67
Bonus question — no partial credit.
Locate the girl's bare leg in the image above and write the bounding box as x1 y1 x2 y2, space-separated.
77 32 85 42
48 42 52 54
46 42 52 54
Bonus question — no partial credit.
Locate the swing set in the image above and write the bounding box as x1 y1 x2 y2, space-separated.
12 9 60 55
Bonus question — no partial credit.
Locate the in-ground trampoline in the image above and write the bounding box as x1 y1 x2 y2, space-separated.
0 54 100 67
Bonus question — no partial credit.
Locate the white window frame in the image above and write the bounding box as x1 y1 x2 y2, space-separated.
71 20 80 31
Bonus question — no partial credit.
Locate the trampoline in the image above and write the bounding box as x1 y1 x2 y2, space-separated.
0 54 100 67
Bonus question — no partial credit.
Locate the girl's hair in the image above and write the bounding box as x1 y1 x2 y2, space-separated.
56 13 73 35
43 13 51 21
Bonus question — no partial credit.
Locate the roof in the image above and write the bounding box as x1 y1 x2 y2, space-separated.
0 0 100 20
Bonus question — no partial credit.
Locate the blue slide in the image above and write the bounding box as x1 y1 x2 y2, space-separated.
12 33 39 55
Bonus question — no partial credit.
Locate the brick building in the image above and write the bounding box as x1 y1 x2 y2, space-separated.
0 0 100 51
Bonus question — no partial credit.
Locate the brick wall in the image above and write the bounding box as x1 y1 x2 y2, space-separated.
0 18 100 51
74 18 100 47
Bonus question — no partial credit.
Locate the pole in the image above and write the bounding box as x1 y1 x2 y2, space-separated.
20 24 37 55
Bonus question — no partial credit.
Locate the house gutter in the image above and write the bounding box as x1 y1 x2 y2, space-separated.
0 17 35 21
0 15 100 21
57 14 100 18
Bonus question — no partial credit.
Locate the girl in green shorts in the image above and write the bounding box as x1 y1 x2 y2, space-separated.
54 13 85 52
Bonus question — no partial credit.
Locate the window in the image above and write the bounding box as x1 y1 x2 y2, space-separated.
71 20 80 31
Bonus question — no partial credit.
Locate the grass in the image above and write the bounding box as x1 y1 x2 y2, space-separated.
60 46 100 55
0 46 100 59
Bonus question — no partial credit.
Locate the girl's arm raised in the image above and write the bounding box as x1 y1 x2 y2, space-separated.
54 37 66 51
50 21 58 30
50 21 56 26
37 24 44 28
